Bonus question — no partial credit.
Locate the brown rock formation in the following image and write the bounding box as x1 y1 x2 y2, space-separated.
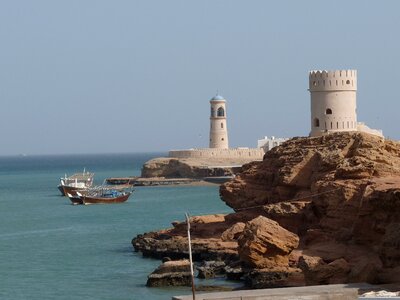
141 157 249 178
238 216 299 269
146 260 192 287
134 132 400 288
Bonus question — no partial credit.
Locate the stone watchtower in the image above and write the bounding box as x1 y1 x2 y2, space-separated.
309 70 357 137
209 95 229 149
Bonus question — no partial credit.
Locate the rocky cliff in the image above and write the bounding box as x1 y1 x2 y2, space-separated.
133 132 400 288
141 157 251 178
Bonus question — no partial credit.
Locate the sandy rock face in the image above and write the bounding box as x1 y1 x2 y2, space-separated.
135 132 400 288
141 157 253 178
238 216 299 269
219 132 400 284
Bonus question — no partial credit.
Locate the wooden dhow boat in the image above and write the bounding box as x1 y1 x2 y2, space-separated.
58 169 94 196
67 186 133 205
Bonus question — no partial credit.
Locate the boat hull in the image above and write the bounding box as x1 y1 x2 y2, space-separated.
69 196 84 205
58 185 66 196
62 185 88 197
81 192 131 205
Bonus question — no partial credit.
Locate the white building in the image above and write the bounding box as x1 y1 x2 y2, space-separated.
309 69 383 138
257 136 288 152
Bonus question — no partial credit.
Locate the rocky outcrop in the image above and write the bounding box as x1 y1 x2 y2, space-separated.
132 215 239 262
197 261 226 279
146 260 192 287
134 132 400 288
141 157 248 178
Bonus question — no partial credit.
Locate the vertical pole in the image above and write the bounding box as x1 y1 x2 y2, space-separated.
185 213 195 300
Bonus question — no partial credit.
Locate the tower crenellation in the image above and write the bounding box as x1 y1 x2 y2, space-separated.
309 70 357 92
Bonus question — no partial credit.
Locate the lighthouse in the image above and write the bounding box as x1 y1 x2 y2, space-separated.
209 94 229 149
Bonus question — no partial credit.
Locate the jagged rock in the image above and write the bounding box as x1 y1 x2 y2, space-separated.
298 255 350 285
221 222 245 241
196 261 226 279
237 216 299 269
244 267 305 288
146 260 192 287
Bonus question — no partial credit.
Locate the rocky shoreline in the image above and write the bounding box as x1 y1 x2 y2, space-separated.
133 132 400 289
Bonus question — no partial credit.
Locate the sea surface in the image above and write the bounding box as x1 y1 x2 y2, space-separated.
0 153 234 300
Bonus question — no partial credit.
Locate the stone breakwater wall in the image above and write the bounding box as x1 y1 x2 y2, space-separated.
168 148 264 160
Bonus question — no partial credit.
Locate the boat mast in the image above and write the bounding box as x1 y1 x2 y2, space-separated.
185 213 195 300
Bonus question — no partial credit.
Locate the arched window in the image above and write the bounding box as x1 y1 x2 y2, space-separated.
221 122 224 129
326 108 332 115
217 107 225 117
314 118 320 127
210 107 215 117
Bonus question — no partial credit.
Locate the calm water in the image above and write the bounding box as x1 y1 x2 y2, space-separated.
0 153 233 300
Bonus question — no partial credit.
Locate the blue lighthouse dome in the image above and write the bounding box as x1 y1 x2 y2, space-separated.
210 95 225 101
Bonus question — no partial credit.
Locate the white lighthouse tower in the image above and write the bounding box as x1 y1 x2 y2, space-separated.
309 70 358 137
209 94 229 149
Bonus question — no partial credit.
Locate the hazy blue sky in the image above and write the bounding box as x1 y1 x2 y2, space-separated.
1 1 399 155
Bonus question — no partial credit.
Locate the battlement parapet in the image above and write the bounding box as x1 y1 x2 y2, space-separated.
309 69 357 91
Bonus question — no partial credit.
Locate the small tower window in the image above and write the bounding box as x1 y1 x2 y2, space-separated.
314 118 320 127
346 80 350 84
221 138 224 141
221 123 224 129
211 107 215 117
217 107 225 117
326 108 332 115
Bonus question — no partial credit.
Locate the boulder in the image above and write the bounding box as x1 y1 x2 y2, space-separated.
221 222 245 241
237 216 299 269
196 261 226 279
298 255 350 285
146 260 192 287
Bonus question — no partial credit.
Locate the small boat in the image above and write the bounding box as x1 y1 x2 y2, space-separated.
58 169 94 196
67 187 133 205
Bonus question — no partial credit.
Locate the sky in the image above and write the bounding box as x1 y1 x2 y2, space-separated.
1 1 399 155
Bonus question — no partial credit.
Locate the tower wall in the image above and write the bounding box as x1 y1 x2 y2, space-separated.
209 99 229 148
169 148 264 159
309 70 357 137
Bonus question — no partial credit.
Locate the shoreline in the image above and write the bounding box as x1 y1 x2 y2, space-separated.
107 176 223 187
136 179 219 187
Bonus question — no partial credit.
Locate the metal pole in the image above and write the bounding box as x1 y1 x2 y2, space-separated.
185 213 195 300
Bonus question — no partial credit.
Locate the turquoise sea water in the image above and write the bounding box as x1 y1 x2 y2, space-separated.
0 154 233 300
